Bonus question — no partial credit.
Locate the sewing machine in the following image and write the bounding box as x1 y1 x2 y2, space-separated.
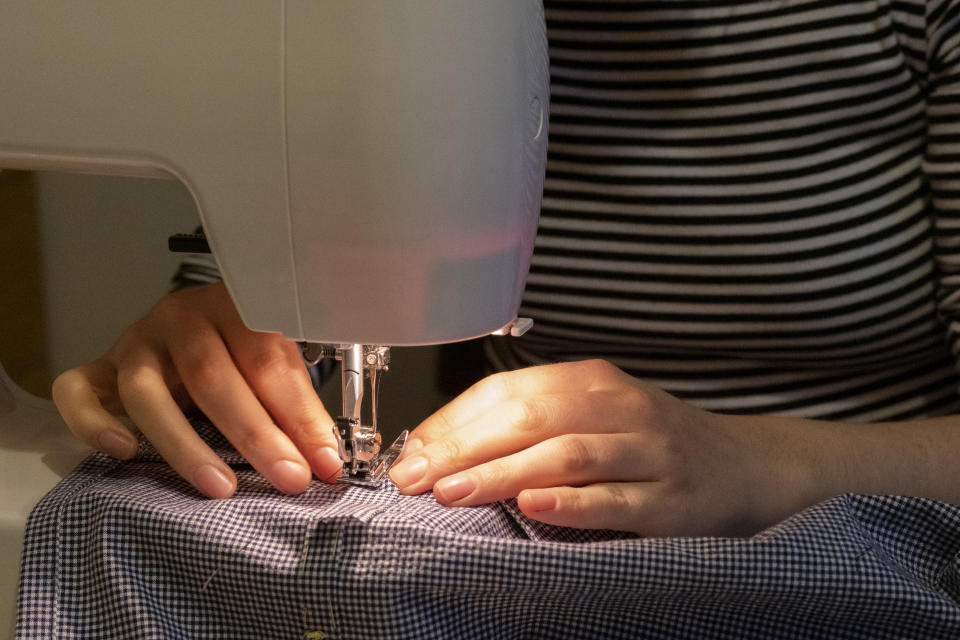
1 0 547 476
0 0 548 634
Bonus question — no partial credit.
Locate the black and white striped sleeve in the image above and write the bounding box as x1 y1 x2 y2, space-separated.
927 1 960 360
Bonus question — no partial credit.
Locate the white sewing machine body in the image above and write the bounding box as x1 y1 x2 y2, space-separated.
0 0 548 345
0 1 548 635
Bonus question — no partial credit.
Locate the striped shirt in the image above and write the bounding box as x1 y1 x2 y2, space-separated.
489 0 960 422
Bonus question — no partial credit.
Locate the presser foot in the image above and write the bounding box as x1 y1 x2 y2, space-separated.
336 429 409 488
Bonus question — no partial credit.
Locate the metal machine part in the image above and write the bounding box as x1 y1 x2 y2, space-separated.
300 342 405 487
298 318 532 487
334 420 408 488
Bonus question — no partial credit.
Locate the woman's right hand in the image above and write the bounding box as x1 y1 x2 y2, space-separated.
51 281 342 498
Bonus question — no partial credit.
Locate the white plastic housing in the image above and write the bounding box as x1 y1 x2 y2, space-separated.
0 0 548 345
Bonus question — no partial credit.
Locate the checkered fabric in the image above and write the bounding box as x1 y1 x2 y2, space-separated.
17 419 960 639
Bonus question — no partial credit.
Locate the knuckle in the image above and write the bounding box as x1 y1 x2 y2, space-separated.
169 331 225 392
283 411 329 444
429 407 457 435
508 397 549 433
117 365 157 400
182 352 222 392
475 371 511 401
229 421 275 454
250 344 297 380
486 460 508 486
560 487 584 512
583 358 621 380
436 437 465 465
480 458 512 486
603 483 632 511
51 368 82 402
556 436 595 474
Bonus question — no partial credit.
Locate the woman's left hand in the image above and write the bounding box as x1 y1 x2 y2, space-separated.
389 359 841 537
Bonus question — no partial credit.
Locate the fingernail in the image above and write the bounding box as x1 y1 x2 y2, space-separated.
389 456 427 488
195 464 235 499
97 429 136 458
312 447 342 482
435 475 476 505
521 489 556 512
270 459 311 494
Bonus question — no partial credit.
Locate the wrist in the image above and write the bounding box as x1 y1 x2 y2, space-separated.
722 413 855 529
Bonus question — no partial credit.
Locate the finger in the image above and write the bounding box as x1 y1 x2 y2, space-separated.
166 318 313 495
432 433 648 507
221 325 341 482
408 360 629 450
116 354 237 499
517 483 656 536
52 360 139 459
390 389 646 493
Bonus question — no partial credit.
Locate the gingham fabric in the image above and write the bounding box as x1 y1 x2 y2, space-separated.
16 418 960 639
